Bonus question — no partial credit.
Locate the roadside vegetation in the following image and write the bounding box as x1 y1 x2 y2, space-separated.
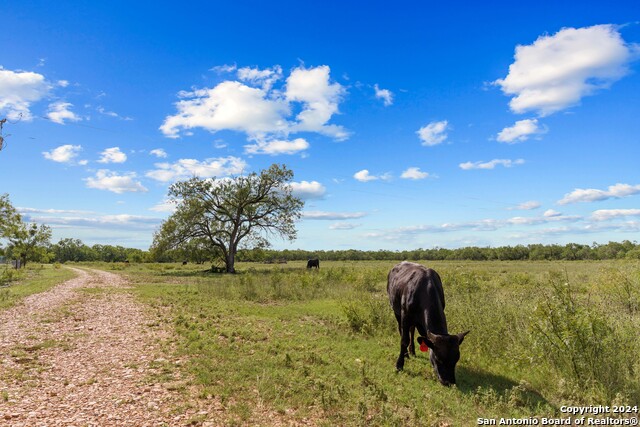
78 259 640 426
0 263 76 311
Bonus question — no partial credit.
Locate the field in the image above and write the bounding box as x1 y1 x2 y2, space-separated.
93 259 640 426
0 263 75 310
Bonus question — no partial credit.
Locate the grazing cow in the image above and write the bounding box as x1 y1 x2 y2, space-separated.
306 258 320 269
182 260 188 265
387 261 469 386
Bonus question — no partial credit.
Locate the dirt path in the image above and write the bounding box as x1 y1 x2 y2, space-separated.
0 268 206 426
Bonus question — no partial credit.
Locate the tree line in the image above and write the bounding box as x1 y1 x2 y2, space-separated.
3 161 640 270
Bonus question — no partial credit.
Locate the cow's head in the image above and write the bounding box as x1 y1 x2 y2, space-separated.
417 330 469 386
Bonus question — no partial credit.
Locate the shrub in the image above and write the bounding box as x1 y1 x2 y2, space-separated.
531 275 639 402
341 293 394 336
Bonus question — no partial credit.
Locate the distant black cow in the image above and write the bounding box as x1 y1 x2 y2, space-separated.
306 258 320 269
182 260 188 265
387 261 469 386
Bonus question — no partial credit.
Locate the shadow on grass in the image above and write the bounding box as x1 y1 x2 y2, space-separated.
456 365 553 411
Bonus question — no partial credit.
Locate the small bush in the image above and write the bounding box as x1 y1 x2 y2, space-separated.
341 293 394 336
531 276 639 402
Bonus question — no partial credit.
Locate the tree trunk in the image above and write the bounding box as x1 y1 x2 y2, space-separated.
225 251 236 273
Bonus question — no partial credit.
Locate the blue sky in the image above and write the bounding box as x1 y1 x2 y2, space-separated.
1 1 640 250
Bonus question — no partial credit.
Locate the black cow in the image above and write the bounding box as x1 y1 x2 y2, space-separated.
306 258 320 269
387 261 469 386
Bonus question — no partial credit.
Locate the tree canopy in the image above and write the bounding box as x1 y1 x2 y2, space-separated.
152 164 304 273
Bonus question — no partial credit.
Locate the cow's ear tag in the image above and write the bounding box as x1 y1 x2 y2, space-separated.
419 341 429 352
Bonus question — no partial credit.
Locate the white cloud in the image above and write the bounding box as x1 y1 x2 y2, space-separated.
46 102 81 125
160 81 289 139
303 211 367 220
510 201 541 210
145 156 247 182
57 80 69 87
591 209 640 221
18 207 94 215
27 213 160 230
459 159 525 170
353 169 391 182
237 65 282 90
374 84 393 106
286 65 348 139
42 144 82 163
289 181 326 200
417 120 449 146
210 64 237 73
244 138 309 155
149 199 177 213
329 222 361 230
98 147 127 164
400 167 430 180
85 170 148 194
150 148 168 158
161 65 348 142
495 24 637 116
544 209 562 217
0 68 51 120
97 106 133 121
496 119 546 143
365 212 582 241
557 183 640 205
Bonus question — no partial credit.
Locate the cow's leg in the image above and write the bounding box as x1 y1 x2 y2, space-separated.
409 325 416 356
394 312 402 335
396 313 411 371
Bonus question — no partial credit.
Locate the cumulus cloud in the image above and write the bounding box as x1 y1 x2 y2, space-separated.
400 167 430 180
160 81 289 139
0 68 51 120
42 144 82 163
557 183 640 205
98 147 127 164
459 158 525 170
285 65 348 139
417 120 449 146
302 211 367 220
353 169 392 182
592 209 640 221
374 84 393 106
496 118 546 143
509 201 541 210
85 170 148 194
495 24 638 116
237 65 282 90
289 181 326 200
244 138 309 155
161 64 348 144
150 148 168 158
46 101 81 124
145 156 247 182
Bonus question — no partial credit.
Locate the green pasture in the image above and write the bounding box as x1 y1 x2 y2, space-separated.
0 263 76 311
96 259 640 426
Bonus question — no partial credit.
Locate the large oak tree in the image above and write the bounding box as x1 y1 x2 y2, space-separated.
152 164 304 273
